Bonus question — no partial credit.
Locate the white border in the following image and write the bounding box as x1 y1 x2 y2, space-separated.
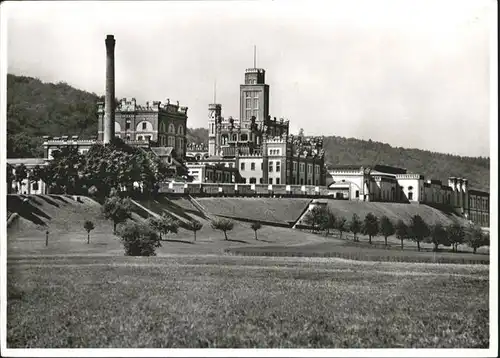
1 1 497 357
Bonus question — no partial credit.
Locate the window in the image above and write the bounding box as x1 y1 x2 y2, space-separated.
251 162 255 171
260 178 263 184
269 178 273 184
32 182 39 191
409 192 414 200
229 163 233 168
276 178 280 185
315 165 320 174
307 179 311 185
355 190 360 198
241 162 245 170
269 161 273 172
241 134 248 141
126 135 131 141
308 164 312 173
126 122 131 130
138 136 143 141
211 123 214 134
261 163 263 170
276 161 281 173
142 122 147 130
293 162 297 172
250 177 256 184
300 163 305 173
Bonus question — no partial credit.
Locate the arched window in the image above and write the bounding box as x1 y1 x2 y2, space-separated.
136 121 153 132
160 122 166 132
232 134 237 142
115 121 121 133
168 124 175 134
177 125 184 135
240 133 248 141
221 135 228 145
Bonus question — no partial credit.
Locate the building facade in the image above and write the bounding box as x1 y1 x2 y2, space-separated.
7 158 48 195
97 98 188 157
189 66 327 186
327 165 490 228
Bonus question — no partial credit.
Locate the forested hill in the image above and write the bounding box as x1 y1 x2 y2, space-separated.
6 74 490 191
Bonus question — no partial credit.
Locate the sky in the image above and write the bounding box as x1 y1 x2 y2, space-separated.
3 0 496 157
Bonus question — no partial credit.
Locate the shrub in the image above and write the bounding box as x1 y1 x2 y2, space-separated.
117 220 161 256
211 218 234 240
83 220 95 244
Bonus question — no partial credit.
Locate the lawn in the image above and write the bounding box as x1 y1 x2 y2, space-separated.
7 255 489 348
195 197 312 225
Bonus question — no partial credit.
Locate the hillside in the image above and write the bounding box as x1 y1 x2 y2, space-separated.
6 74 489 191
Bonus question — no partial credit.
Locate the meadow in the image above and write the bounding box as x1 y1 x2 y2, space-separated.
7 255 489 348
6 194 490 348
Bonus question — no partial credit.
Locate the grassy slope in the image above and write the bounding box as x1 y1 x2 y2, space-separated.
7 255 488 348
195 197 312 225
7 195 327 257
321 200 466 226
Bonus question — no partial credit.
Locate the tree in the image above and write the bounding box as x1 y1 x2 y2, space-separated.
186 220 203 241
335 216 348 239
14 164 28 194
147 215 178 240
448 223 465 252
47 146 85 194
426 223 448 252
211 218 234 240
117 220 161 256
84 220 95 244
6 164 15 194
102 194 132 234
349 214 362 242
250 222 262 240
362 212 379 244
409 215 430 251
465 225 488 254
303 206 326 233
319 209 336 237
395 220 409 250
379 216 395 247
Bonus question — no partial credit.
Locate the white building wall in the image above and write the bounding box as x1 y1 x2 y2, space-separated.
396 177 422 202
328 171 365 200
239 157 263 184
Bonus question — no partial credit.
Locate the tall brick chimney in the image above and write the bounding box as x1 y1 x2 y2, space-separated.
104 34 116 144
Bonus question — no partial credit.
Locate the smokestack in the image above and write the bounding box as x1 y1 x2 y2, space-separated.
104 34 116 144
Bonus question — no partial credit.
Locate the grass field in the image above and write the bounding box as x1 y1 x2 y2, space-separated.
6 194 490 348
195 197 312 225
7 255 489 348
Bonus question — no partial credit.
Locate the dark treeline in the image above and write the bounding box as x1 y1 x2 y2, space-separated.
7 74 490 191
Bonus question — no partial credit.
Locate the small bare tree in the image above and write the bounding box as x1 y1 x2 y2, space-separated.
84 220 95 244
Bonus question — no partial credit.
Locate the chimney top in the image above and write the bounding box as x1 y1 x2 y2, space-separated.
106 34 114 40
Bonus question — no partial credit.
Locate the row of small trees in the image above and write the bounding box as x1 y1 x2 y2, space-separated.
303 206 489 253
99 191 264 256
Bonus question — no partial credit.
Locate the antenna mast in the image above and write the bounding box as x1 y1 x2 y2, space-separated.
214 80 217 104
253 45 256 68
